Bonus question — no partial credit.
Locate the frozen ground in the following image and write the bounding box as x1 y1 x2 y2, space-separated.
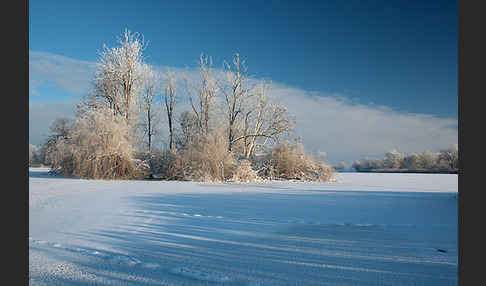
29 168 457 285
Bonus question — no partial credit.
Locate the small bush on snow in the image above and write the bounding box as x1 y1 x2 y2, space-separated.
258 142 334 182
178 129 236 182
231 160 259 182
146 149 185 180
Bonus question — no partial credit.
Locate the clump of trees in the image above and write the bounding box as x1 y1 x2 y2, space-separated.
36 29 334 182
40 29 150 179
29 118 74 167
256 142 334 181
29 144 40 167
352 145 459 173
333 162 348 170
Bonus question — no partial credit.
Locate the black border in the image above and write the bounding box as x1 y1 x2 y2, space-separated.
8 0 28 284
459 0 484 285
25 0 29 284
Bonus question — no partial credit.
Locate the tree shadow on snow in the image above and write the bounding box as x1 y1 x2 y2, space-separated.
30 190 458 285
54 191 457 285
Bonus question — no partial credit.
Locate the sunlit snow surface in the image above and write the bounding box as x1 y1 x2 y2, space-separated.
29 168 457 285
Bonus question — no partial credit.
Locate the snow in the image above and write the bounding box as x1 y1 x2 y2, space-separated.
29 167 457 285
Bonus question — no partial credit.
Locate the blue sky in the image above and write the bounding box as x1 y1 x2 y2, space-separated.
29 0 458 164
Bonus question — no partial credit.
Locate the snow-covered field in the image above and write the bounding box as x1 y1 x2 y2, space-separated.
29 168 457 285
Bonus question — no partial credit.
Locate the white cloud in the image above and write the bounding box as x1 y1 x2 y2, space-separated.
28 51 458 164
266 83 457 164
29 51 97 95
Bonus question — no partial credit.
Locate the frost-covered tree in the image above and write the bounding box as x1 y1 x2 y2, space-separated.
217 54 293 157
185 54 218 135
354 148 456 172
236 81 294 158
384 149 403 169
352 157 386 171
401 153 422 170
418 151 440 170
43 118 74 165
35 144 49 166
29 144 38 166
91 28 148 127
439 144 458 170
138 64 160 152
48 118 73 140
164 71 178 151
175 111 199 150
47 30 152 179
219 53 253 152
334 161 347 170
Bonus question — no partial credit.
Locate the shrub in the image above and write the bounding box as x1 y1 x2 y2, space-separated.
49 109 149 179
231 160 259 182
258 142 334 182
29 144 38 167
178 129 236 182
144 149 185 180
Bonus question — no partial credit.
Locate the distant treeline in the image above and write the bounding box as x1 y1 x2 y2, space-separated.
352 145 458 173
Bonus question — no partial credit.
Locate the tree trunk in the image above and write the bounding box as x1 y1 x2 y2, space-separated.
147 107 152 152
228 123 233 152
168 112 174 151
